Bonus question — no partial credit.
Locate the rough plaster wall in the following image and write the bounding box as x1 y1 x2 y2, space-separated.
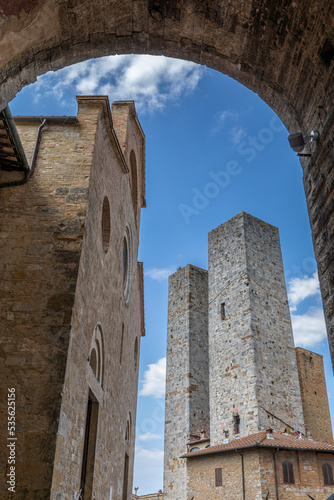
164 265 209 499
208 213 305 445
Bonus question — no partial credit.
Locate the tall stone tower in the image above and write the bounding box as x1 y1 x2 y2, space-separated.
208 212 305 444
164 265 210 499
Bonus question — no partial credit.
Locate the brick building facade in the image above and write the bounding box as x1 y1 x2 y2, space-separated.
0 96 146 499
164 213 333 499
184 431 334 500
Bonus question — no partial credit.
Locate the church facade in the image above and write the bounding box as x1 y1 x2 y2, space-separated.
164 212 334 499
0 96 146 499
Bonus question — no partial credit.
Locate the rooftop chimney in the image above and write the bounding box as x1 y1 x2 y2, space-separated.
266 428 274 439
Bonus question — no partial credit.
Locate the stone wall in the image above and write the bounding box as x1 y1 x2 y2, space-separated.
0 0 333 376
186 449 262 500
0 96 145 499
296 347 333 443
164 265 209 499
187 448 334 500
208 213 305 445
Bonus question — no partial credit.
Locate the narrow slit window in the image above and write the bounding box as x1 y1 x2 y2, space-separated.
80 395 99 499
233 414 240 435
123 453 129 500
221 302 226 320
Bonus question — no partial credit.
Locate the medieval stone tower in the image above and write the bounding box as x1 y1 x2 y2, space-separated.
164 265 210 498
164 212 332 499
208 212 305 444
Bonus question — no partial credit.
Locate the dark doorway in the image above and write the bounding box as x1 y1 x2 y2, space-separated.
80 393 99 499
123 453 129 500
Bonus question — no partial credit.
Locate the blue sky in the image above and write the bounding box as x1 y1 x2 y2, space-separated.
10 55 333 496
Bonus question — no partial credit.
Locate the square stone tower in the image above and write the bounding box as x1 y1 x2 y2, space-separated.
208 212 305 444
164 265 210 499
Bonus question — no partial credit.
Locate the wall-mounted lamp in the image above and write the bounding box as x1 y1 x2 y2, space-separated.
287 130 319 157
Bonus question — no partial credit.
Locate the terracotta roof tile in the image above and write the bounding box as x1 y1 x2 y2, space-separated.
182 431 334 458
187 437 210 445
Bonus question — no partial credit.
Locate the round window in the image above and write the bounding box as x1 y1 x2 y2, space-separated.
123 224 132 303
101 196 111 253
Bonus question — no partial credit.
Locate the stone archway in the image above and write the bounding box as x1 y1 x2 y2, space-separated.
1 2 334 498
0 0 333 366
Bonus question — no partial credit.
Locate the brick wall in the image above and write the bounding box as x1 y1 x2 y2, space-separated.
187 448 334 499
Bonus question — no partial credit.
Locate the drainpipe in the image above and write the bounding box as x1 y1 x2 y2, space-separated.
0 118 47 188
236 450 246 500
273 448 279 500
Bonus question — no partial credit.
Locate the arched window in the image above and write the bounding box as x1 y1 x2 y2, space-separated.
323 463 334 485
89 348 97 376
89 324 105 387
101 196 111 253
190 447 200 452
123 224 132 303
125 413 131 442
282 461 295 484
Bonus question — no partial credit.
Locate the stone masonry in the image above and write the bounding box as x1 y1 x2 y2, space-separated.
164 212 333 499
296 347 333 443
208 212 305 444
0 96 146 499
164 265 210 499
186 444 334 500
0 0 334 379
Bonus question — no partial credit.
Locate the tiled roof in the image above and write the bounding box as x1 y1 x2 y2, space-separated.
187 437 210 445
182 430 334 458
0 106 29 172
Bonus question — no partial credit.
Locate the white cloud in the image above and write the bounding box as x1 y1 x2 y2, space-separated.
230 125 247 145
133 446 164 494
145 265 177 281
135 447 164 461
32 55 204 113
139 357 166 399
288 271 320 312
219 110 240 125
212 109 241 134
137 433 162 442
291 307 327 347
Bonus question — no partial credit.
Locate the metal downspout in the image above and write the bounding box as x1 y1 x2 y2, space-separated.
273 448 279 500
236 450 246 500
0 118 47 188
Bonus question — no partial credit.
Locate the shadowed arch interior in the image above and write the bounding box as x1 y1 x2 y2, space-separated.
1 3 333 363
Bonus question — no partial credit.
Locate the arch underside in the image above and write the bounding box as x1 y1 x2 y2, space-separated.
0 0 334 365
